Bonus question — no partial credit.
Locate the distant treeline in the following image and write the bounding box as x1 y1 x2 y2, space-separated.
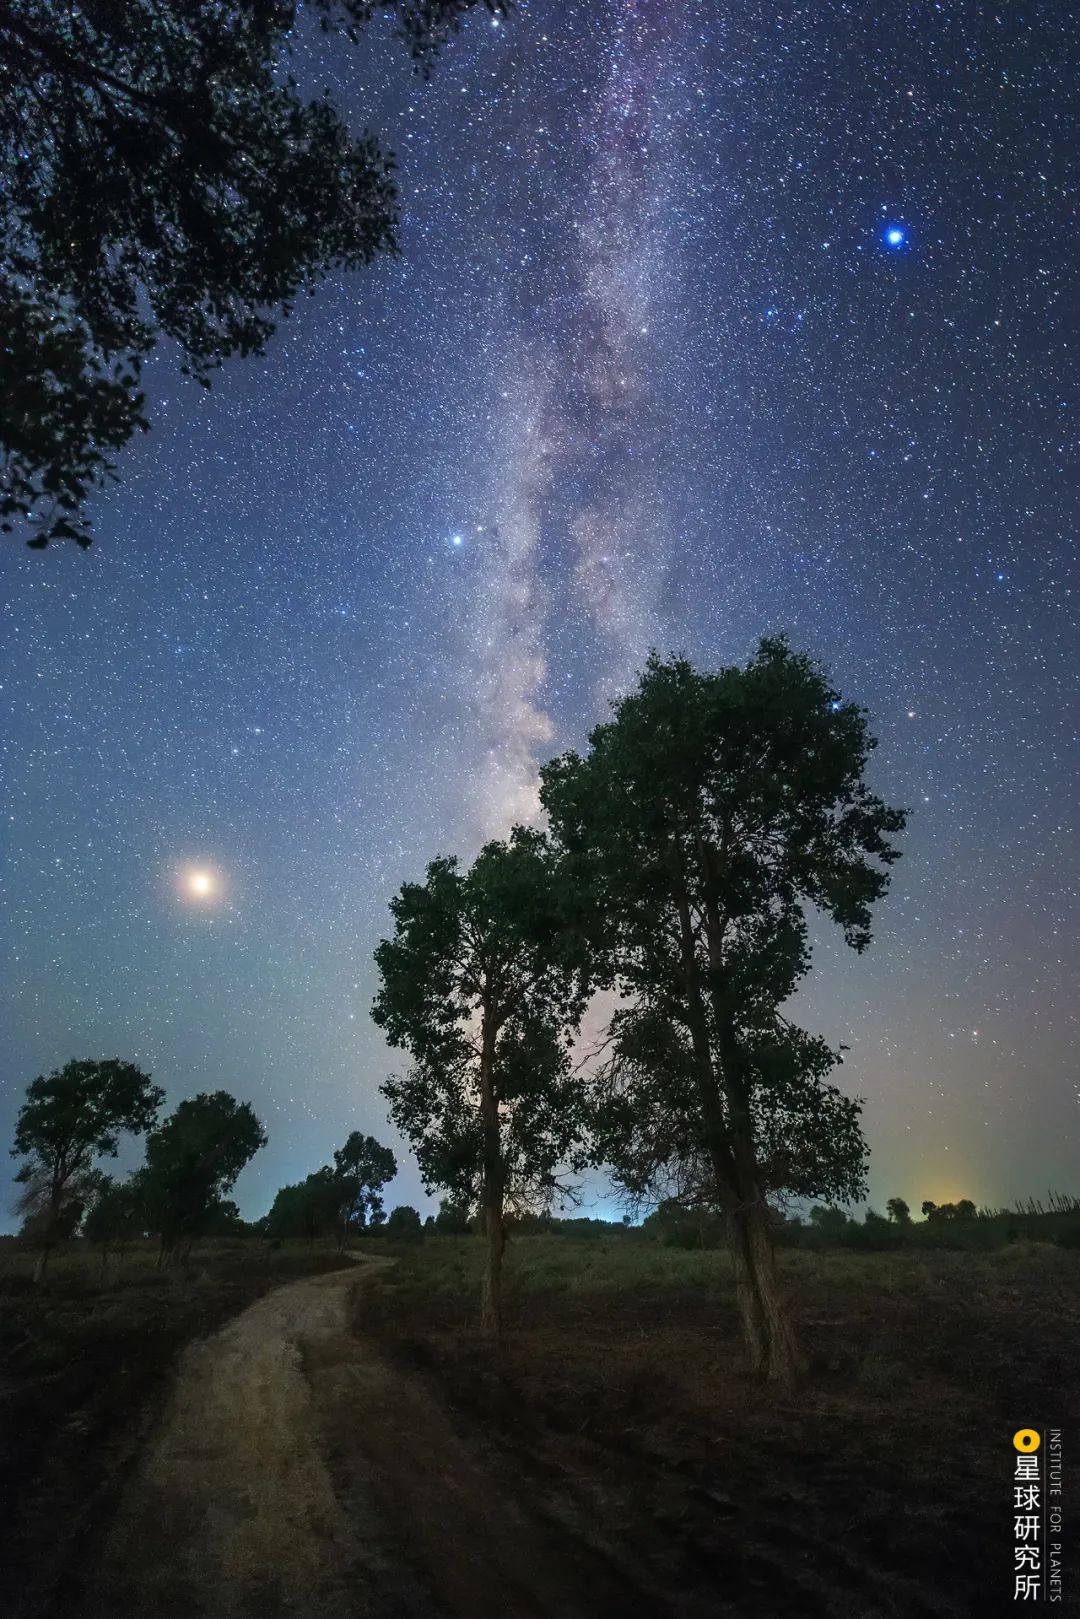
639 1194 1080 1253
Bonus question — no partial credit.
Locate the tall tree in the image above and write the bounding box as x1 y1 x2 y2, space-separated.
540 639 906 1387
138 1090 266 1261
332 1131 396 1244
11 1058 163 1279
0 0 507 548
885 1196 911 1224
373 828 592 1339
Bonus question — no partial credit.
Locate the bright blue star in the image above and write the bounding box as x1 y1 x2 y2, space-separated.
883 224 907 249
450 533 464 548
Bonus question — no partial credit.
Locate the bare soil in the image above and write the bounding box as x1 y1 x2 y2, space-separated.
0 1243 355 1619
76 1255 660 1618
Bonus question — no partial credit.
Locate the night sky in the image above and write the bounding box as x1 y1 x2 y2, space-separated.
2 0 1077 1224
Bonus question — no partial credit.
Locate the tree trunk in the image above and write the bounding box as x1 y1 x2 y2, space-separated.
481 1197 505 1341
33 1244 50 1284
477 1009 505 1343
728 1195 803 1389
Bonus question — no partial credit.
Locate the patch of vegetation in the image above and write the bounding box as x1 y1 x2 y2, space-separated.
0 1237 355 1619
354 1233 1078 1617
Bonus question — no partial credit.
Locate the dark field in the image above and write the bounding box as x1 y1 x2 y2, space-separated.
0 1239 356 1619
354 1234 1078 1618
3 1232 1075 1619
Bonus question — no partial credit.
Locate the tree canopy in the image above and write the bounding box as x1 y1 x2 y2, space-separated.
138 1089 266 1257
385 1203 423 1241
540 638 906 1384
264 1132 396 1243
265 1168 341 1243
82 1173 146 1258
373 827 593 1336
0 0 507 547
11 1057 163 1274
332 1130 397 1236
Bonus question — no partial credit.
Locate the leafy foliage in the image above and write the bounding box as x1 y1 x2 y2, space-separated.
265 1132 396 1243
138 1090 266 1255
374 830 593 1211
434 1194 473 1233
11 1059 163 1266
332 1130 396 1235
0 0 507 545
373 827 593 1333
385 1203 423 1241
82 1174 145 1254
540 639 906 1382
265 1167 341 1241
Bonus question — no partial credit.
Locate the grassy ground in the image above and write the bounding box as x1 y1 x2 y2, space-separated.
355 1233 1077 1617
0 1237 355 1619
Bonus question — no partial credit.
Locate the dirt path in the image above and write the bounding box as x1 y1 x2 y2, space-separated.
83 1257 661 1619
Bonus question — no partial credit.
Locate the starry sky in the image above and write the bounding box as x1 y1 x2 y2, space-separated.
2 0 1077 1225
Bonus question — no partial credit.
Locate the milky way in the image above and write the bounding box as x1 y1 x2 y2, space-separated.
1 1 1077 1220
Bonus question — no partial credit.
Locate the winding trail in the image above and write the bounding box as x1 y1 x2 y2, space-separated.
85 1256 654 1619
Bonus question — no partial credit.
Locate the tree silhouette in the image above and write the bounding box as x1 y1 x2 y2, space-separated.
374 828 592 1340
385 1204 423 1242
332 1131 396 1244
541 639 906 1387
11 1058 163 1279
0 0 507 547
265 1168 341 1243
886 1196 911 1224
83 1174 145 1270
138 1090 266 1261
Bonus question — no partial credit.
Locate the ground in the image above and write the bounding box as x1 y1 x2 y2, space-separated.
355 1235 1079 1617
0 1240 355 1619
2 1234 1076 1617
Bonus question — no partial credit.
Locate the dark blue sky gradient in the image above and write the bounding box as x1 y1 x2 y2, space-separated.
2 1 1077 1222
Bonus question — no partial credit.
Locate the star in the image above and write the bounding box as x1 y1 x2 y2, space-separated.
183 869 218 902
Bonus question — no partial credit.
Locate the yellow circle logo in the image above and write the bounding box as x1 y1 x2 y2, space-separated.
1014 1429 1041 1453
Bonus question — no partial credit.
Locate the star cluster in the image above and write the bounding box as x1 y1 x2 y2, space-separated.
1 0 1076 1218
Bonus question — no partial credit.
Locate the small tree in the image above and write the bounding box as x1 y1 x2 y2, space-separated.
265 1170 339 1244
541 640 905 1387
808 1204 851 1239
374 828 593 1340
886 1197 912 1224
386 1204 423 1243
83 1175 145 1271
139 1091 266 1262
435 1195 473 1235
332 1132 397 1246
11 1058 163 1279
921 1200 937 1219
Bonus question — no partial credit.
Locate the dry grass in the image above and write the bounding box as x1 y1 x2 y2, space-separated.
354 1233 1079 1617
